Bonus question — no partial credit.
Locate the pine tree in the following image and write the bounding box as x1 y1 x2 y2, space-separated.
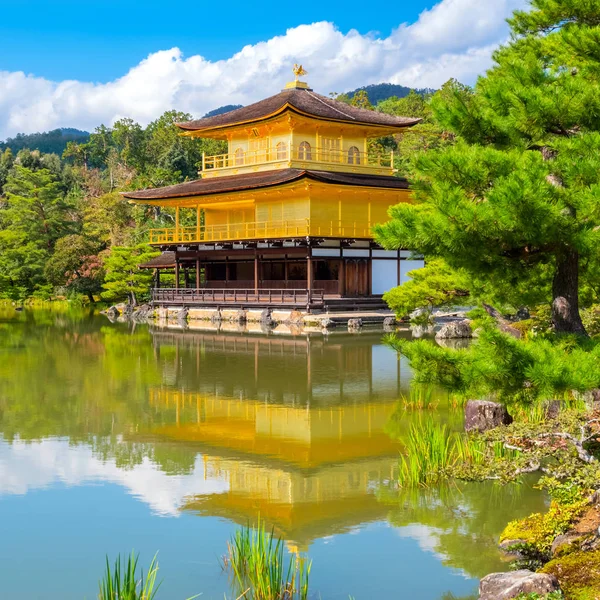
101 245 159 305
375 0 600 335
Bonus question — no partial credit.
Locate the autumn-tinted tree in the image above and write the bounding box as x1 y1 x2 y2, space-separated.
45 234 104 301
376 0 600 335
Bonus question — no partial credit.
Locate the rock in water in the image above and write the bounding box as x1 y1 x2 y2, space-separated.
465 400 513 432
435 320 472 339
348 318 363 331
479 570 560 600
106 306 119 319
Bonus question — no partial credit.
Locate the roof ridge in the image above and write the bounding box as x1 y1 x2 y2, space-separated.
304 91 357 121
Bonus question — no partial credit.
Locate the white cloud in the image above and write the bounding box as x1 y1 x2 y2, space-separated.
0 0 525 139
0 438 229 516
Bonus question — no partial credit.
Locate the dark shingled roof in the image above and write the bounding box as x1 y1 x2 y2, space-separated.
177 88 421 132
122 169 410 201
139 251 176 269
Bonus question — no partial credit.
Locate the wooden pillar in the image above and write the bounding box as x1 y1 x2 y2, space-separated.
175 206 180 242
254 253 259 294
196 258 201 289
196 206 201 241
174 256 180 290
339 258 345 297
307 248 313 306
156 269 161 288
284 256 289 286
184 267 189 289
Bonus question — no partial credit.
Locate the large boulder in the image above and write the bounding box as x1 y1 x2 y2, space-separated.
479 570 560 600
465 400 513 432
435 319 472 339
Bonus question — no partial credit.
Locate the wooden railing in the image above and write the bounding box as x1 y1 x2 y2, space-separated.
203 145 393 171
149 218 373 244
149 219 310 244
152 287 324 307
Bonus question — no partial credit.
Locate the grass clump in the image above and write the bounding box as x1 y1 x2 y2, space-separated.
224 520 311 600
99 552 160 600
398 420 456 487
398 420 521 487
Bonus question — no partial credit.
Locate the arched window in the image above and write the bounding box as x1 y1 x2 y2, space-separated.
298 141 312 160
348 146 361 165
234 147 245 166
276 141 288 160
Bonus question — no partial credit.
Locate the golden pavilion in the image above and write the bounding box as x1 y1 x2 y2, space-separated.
124 68 423 310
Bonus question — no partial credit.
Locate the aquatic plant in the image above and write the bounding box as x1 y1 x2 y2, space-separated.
224 520 311 600
398 420 523 487
400 385 439 411
398 419 457 487
98 552 160 600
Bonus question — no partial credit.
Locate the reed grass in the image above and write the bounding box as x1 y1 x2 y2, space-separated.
224 520 311 600
398 420 520 487
98 552 160 600
400 385 439 411
398 420 456 487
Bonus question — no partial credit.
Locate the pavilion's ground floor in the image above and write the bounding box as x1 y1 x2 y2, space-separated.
141 239 424 310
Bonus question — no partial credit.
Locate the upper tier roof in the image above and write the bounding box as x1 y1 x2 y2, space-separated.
176 87 421 133
122 169 410 201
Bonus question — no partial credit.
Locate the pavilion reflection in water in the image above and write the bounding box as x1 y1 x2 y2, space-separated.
144 330 414 550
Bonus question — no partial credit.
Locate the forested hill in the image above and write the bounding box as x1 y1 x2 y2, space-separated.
0 128 90 155
345 83 435 104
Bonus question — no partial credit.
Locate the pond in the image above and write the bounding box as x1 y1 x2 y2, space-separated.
0 309 546 600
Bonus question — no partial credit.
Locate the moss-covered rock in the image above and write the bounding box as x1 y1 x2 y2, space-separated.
541 550 600 600
500 500 588 557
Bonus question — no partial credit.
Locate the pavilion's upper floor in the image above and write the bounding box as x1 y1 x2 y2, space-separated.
175 73 420 179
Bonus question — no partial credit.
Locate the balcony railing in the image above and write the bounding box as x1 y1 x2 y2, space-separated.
202 145 393 172
149 218 374 244
152 287 325 307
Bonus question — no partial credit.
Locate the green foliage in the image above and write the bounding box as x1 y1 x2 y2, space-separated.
375 0 600 333
102 245 159 304
388 326 600 405
500 499 588 557
541 550 600 600
581 305 600 337
397 418 521 487
383 258 469 319
225 520 311 600
98 552 161 600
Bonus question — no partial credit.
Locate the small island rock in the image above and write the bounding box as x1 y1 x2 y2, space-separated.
465 400 513 432
479 570 560 600
435 319 472 339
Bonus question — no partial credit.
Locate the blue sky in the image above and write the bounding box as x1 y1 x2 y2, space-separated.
0 0 524 138
1 0 435 82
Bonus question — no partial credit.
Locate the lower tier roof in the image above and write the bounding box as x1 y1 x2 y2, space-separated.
122 169 409 201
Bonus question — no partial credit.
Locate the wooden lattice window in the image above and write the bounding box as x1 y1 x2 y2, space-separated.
322 137 341 162
276 141 288 160
348 146 361 165
298 141 312 160
234 147 245 166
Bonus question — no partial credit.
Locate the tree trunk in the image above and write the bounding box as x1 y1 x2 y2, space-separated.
552 248 587 335
129 291 137 307
87 292 95 304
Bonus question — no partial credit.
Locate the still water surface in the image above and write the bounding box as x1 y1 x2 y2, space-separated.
0 309 546 599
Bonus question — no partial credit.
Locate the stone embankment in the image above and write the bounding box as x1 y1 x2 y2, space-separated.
102 303 399 333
